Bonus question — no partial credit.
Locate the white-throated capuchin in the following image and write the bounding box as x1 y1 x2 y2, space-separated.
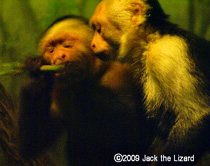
19 15 155 166
90 0 210 164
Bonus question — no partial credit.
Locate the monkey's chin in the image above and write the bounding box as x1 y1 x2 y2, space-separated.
55 73 61 77
94 52 114 61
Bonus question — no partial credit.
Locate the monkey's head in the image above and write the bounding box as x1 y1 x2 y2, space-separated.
38 16 95 66
90 0 168 60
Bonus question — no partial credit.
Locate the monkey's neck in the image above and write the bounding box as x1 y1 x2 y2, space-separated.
92 58 111 81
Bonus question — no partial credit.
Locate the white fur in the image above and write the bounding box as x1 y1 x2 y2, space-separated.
142 34 208 121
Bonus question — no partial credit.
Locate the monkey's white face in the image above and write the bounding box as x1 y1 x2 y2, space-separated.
90 0 148 60
90 1 122 60
42 33 89 65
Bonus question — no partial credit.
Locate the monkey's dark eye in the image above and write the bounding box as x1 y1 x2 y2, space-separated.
96 26 101 34
92 24 96 30
48 48 54 53
64 45 73 48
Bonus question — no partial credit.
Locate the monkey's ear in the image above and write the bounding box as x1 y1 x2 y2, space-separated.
130 2 146 27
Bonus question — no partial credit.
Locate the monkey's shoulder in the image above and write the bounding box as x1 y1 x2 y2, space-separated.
147 34 187 55
144 35 189 71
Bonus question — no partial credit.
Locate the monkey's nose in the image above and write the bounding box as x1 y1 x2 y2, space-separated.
91 43 96 50
52 54 66 65
61 54 66 60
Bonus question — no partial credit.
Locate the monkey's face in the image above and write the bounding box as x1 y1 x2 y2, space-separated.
90 1 122 60
90 0 148 60
41 33 92 65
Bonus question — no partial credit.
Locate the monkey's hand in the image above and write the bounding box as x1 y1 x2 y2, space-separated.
25 57 47 77
58 60 90 84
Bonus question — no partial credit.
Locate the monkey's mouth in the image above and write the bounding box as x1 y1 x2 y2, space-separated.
53 59 65 65
40 64 64 77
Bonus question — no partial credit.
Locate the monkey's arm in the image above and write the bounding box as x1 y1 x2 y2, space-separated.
144 36 210 156
19 58 64 159
162 115 210 155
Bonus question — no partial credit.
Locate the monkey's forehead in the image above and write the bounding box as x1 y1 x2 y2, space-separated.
43 33 78 44
45 20 91 38
90 1 111 25
90 0 128 22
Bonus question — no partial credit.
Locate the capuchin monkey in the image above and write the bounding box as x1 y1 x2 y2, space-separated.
19 15 154 165
90 0 210 164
